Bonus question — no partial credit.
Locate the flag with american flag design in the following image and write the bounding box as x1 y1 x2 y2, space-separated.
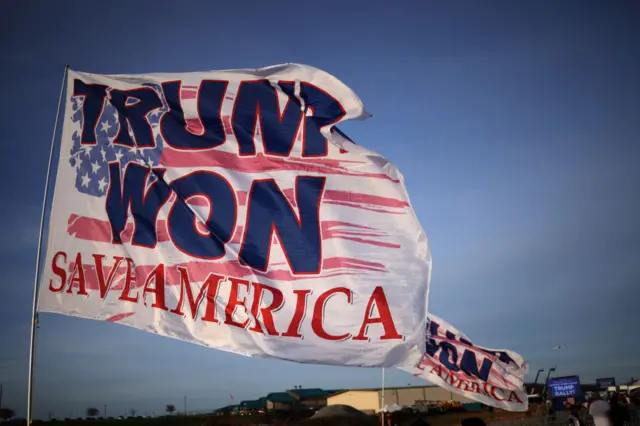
38 64 432 368
400 313 529 411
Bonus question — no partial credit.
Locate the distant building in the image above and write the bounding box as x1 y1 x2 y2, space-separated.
327 385 475 414
239 398 267 414
214 382 608 415
286 388 331 409
265 392 298 411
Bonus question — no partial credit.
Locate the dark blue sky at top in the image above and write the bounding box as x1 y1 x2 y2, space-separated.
1 0 639 419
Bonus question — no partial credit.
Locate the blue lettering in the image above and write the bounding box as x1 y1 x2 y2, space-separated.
160 80 227 150
480 349 516 365
426 320 493 381
87 77 345 274
233 81 303 156
460 350 493 381
73 79 108 145
290 82 346 157
105 163 172 247
110 87 163 148
438 341 460 372
239 176 325 274
459 337 473 347
425 320 440 357
168 171 237 259
233 81 345 157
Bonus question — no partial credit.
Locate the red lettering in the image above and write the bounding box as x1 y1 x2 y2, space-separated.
93 254 124 298
282 289 311 338
142 264 168 311
450 374 470 391
249 283 284 335
489 385 504 401
508 390 523 403
312 287 352 341
429 364 443 376
118 258 138 303
470 382 481 394
353 286 402 341
482 383 491 396
170 268 223 323
66 252 88 295
49 251 67 293
224 277 250 329
448 373 457 386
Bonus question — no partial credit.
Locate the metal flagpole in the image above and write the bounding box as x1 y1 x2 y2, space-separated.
380 367 385 426
27 64 69 425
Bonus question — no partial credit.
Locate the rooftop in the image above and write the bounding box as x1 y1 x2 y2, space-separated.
266 392 297 403
239 398 266 410
287 388 331 399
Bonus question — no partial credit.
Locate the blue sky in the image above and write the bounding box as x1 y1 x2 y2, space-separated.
1 0 639 419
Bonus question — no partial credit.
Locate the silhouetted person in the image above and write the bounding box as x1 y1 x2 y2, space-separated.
568 404 585 426
609 394 629 426
629 392 640 426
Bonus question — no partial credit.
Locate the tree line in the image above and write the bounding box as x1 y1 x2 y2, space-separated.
0 403 180 421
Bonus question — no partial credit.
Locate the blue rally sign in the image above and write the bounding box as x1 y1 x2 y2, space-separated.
548 376 581 398
596 377 616 389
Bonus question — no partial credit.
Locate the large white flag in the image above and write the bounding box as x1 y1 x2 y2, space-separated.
400 314 529 411
38 64 431 367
